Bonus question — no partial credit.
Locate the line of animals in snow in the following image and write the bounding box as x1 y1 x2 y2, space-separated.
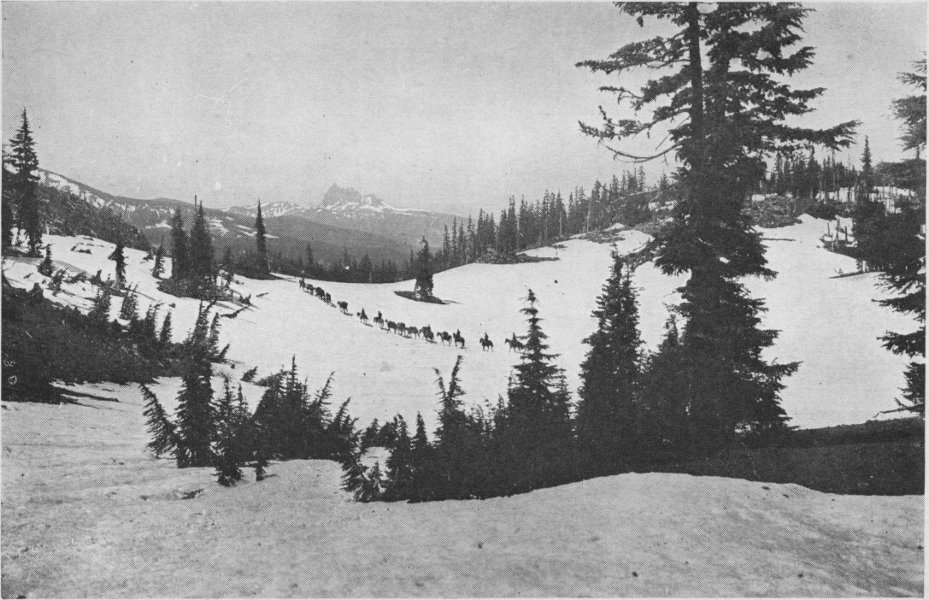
297 278 526 353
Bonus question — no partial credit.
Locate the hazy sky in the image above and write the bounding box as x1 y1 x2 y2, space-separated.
3 2 925 214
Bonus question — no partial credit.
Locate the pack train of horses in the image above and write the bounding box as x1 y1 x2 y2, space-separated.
298 278 526 353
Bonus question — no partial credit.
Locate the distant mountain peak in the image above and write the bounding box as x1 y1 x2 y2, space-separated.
321 183 393 213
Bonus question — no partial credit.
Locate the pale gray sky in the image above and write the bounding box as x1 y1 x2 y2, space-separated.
3 2 925 214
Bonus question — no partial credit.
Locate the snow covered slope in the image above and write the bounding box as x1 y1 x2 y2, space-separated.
2 215 916 431
1 390 922 597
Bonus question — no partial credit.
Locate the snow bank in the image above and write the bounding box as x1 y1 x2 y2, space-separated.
1 389 922 597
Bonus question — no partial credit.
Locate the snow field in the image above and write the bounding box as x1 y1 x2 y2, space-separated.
1 215 917 432
1 390 922 597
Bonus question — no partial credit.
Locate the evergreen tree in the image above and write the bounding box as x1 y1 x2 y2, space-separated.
413 237 434 300
109 237 126 288
341 452 368 498
878 58 926 414
409 412 431 496
37 245 53 276
188 196 214 283
383 415 414 501
175 304 216 467
170 208 190 280
499 289 574 492
118 287 138 321
893 58 927 159
639 314 688 456
2 179 13 252
152 237 165 279
429 355 487 499
578 3 852 452
359 460 384 502
141 384 179 460
859 136 874 196
8 109 42 255
575 254 643 475
361 418 381 450
139 303 160 345
88 288 112 326
159 310 173 347
254 200 269 275
876 200 926 414
214 378 244 486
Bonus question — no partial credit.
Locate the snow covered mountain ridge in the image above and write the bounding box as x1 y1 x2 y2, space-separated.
226 183 434 219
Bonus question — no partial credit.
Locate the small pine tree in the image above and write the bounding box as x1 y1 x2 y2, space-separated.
859 136 874 196
88 288 112 326
214 379 244 486
174 304 216 467
413 237 434 300
170 208 190 281
38 245 53 276
409 412 432 498
357 460 384 502
141 384 179 460
241 366 259 382
152 239 165 279
159 311 173 347
109 238 126 288
341 452 367 497
383 415 413 501
119 288 139 321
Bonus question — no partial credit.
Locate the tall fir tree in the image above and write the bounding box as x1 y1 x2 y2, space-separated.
254 200 269 275
877 57 926 414
152 236 165 278
188 196 215 283
859 136 874 196
7 109 42 255
170 208 190 280
575 254 644 475
578 3 853 452
876 199 925 414
500 289 574 492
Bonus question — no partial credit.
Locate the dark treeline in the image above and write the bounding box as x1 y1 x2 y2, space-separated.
2 274 187 404
432 168 662 271
262 244 404 284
